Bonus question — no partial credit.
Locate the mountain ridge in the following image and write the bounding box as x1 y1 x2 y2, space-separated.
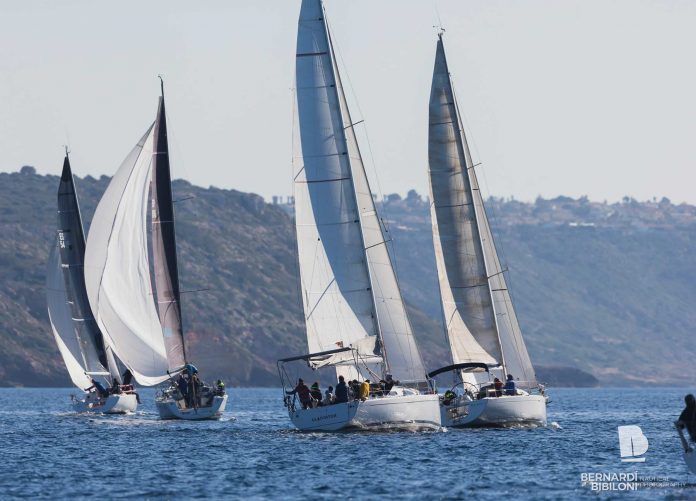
1 167 693 388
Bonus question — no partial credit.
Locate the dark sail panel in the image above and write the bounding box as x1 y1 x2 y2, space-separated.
151 93 187 371
56 155 109 372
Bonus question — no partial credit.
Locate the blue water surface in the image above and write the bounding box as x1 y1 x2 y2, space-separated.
2 387 695 500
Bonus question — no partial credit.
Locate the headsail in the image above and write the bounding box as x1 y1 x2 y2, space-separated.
84 124 172 386
46 156 111 389
47 243 92 389
294 0 427 383
428 35 536 386
151 83 187 372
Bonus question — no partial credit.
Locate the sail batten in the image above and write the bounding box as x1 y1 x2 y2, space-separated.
294 0 427 383
428 35 537 386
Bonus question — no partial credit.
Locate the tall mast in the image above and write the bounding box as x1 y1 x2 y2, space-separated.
321 8 387 373
293 0 427 383
151 77 188 369
439 33 507 373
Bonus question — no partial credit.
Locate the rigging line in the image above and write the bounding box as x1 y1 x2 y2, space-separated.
344 120 364 130
450 83 520 333
304 277 336 321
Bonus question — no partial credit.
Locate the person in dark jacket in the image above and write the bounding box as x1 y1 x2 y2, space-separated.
86 378 109 398
286 379 312 409
176 373 189 405
110 378 121 395
504 374 516 396
335 376 348 403
310 382 322 406
677 394 696 442
122 370 134 386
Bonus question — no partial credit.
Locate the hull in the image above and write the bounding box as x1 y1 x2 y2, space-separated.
72 393 138 414
156 394 227 421
288 392 441 432
441 394 546 428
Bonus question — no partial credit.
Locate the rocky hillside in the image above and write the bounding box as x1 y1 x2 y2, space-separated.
1 167 693 387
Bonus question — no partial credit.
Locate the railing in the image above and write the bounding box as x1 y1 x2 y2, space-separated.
438 379 546 400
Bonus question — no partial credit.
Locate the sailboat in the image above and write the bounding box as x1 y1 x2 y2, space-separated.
426 33 547 427
277 0 440 432
46 152 138 414
83 80 228 420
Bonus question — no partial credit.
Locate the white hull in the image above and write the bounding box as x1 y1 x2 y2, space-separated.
72 393 138 414
288 391 441 432
441 394 546 428
156 395 228 421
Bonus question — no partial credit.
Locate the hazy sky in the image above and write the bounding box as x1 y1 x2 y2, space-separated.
2 0 695 203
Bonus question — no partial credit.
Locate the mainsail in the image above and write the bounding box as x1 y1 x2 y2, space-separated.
84 91 187 386
151 85 187 372
428 34 536 386
46 156 115 389
294 0 427 383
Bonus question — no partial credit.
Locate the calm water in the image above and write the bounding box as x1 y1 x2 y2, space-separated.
2 387 695 500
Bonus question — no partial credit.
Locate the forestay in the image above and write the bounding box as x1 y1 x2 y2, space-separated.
294 0 427 383
84 125 172 386
428 35 536 385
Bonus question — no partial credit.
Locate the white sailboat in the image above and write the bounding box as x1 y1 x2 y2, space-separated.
277 0 440 432
84 81 227 420
427 33 547 427
46 153 138 414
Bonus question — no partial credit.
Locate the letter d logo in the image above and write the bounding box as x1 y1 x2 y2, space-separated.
618 425 648 462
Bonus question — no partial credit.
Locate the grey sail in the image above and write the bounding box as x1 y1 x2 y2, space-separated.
428 35 536 386
294 0 427 383
54 156 109 376
151 87 187 372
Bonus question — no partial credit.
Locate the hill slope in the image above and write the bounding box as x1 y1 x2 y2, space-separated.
1 168 694 387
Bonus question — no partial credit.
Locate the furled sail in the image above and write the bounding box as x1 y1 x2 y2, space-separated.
84 124 172 386
46 156 111 389
151 91 187 372
428 35 536 385
294 0 427 383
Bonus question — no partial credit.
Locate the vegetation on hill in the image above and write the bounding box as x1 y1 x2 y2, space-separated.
1 168 694 387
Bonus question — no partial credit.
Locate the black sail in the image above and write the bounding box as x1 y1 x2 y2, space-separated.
151 92 187 371
56 155 109 372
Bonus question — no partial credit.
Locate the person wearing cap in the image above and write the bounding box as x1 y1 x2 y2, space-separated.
286 378 312 409
310 381 322 407
504 374 516 396
216 379 225 396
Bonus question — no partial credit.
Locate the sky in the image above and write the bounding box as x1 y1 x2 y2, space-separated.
1 0 695 204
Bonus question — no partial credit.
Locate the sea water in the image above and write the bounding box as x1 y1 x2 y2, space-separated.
1 387 694 499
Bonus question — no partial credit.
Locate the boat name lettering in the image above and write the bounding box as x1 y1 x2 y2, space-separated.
311 414 337 422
